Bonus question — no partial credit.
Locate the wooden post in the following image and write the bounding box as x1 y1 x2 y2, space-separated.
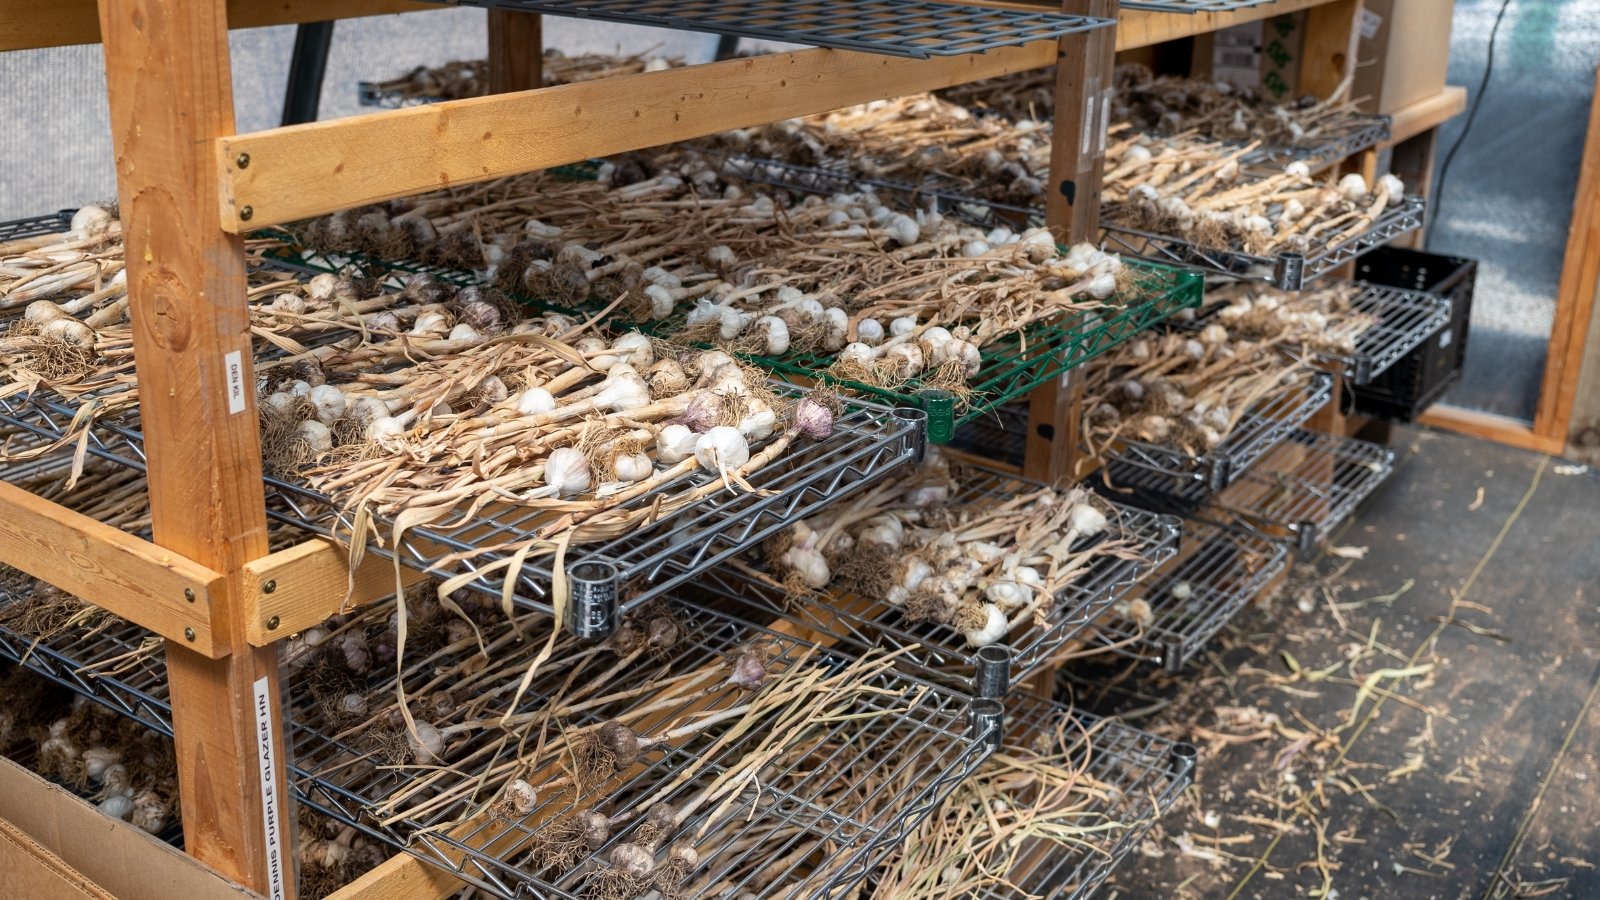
1025 0 1118 484
96 1 293 896
1299 0 1361 101
487 8 541 94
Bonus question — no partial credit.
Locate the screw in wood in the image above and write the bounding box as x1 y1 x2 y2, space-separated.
184 627 196 642
262 580 276 594
184 588 195 603
236 153 251 169
240 206 254 222
267 616 281 631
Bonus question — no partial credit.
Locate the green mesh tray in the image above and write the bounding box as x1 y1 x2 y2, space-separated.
744 262 1202 443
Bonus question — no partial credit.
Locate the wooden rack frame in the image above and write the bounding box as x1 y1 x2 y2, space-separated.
0 0 1467 897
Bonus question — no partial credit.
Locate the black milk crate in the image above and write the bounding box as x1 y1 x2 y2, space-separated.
1350 247 1475 423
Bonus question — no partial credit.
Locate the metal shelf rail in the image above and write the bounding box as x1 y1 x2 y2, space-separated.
413 0 1110 59
1100 369 1335 493
689 462 1182 694
967 696 1195 900
1102 429 1395 553
1176 282 1453 385
1091 517 1289 672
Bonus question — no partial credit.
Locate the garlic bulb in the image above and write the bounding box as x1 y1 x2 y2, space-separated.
502 779 539 817
613 451 653 483
781 544 831 589
655 423 700 465
1170 581 1193 602
754 315 790 355
738 405 778 441
610 332 656 367
889 316 918 338
538 447 592 498
857 318 885 346
308 384 347 425
297 420 333 453
696 426 750 471
822 307 850 351
408 722 445 762
98 793 135 821
516 387 557 415
83 747 121 782
962 603 1009 647
448 323 482 342
1337 173 1369 201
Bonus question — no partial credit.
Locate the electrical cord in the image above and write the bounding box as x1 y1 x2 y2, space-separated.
1429 0 1515 246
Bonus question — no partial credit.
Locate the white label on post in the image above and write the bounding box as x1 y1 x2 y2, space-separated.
1439 329 1453 349
1359 9 1383 40
225 350 246 415
253 676 288 900
1097 87 1113 157
1081 74 1100 159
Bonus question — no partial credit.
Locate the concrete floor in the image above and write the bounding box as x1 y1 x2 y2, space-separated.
1064 426 1600 899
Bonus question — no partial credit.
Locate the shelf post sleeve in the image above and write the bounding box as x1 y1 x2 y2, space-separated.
95 0 295 895
1026 0 1119 484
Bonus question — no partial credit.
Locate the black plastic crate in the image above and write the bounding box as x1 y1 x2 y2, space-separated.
1350 246 1475 423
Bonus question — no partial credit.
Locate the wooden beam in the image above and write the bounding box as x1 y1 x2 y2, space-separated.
1024 0 1116 484
97 0 293 894
1 0 430 51
1299 0 1361 100
241 539 429 645
1380 86 1468 148
0 481 226 656
1419 406 1567 455
1112 0 1339 51
1534 64 1600 444
487 9 542 94
214 42 1066 230
325 853 461 900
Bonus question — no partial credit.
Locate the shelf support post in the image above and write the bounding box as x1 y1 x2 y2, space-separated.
1026 0 1119 484
487 8 542 94
96 0 294 895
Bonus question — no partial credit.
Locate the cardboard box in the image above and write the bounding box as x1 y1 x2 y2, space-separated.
1351 0 1456 114
1192 14 1308 102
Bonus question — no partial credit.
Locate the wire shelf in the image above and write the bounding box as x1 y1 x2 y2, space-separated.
686 461 1181 694
1238 112 1392 172
1091 517 1288 672
1176 282 1453 385
742 265 1200 445
964 697 1194 900
1101 429 1394 553
411 0 1110 59
294 603 995 899
1121 0 1288 12
0 388 924 629
1209 429 1394 552
1101 196 1427 292
1101 369 1333 493
0 209 73 242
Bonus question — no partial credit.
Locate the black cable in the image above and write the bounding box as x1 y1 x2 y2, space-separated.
1429 0 1514 245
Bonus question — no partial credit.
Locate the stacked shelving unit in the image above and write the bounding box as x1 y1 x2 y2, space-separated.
0 2 1469 899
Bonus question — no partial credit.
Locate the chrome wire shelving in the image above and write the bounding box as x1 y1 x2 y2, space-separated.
689 461 1181 694
1091 517 1288 672
290 602 996 900
411 0 1110 59
1102 429 1395 554
957 697 1194 900
1176 281 1453 385
1239 111 1392 172
1101 369 1334 494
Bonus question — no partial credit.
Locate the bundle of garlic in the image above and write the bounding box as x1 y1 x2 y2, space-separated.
294 157 1140 405
761 449 1137 648
706 93 1053 205
849 710 1131 900
1181 281 1373 357
363 49 680 103
943 63 1370 151
26 697 180 837
1106 142 1409 256
295 815 391 900
1081 324 1314 460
